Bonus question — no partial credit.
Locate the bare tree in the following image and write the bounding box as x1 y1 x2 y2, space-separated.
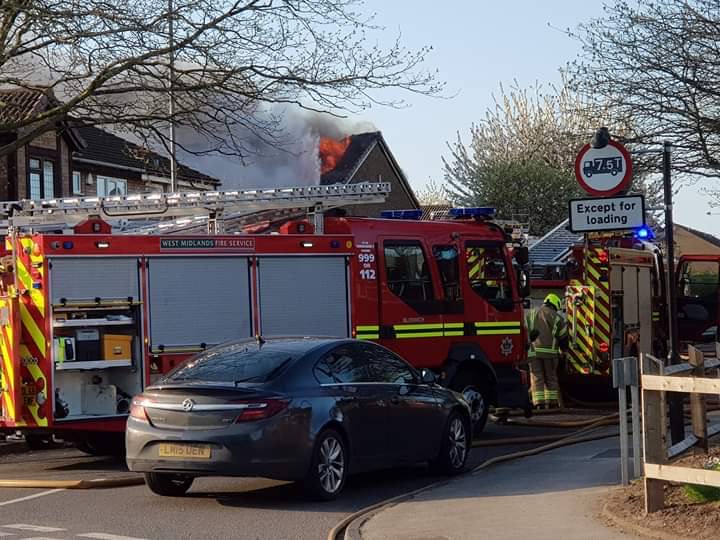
566 0 720 190
0 0 442 159
442 80 657 235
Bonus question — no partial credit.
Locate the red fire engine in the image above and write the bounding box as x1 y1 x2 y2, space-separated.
0 184 530 452
530 226 720 399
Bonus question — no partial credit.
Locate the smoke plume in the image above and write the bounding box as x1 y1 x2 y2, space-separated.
175 104 376 189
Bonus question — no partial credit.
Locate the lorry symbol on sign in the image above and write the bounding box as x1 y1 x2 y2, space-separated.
582 157 623 178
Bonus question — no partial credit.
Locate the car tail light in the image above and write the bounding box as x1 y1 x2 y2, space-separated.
129 397 150 422
234 399 289 423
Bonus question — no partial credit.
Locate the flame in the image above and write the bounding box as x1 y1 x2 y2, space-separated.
319 136 351 175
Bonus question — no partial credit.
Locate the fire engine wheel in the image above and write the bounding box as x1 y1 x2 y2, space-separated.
450 371 490 434
25 433 56 450
75 434 125 457
144 472 194 497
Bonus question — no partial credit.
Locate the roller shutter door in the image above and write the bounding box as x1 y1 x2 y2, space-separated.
50 258 139 303
148 257 252 349
258 256 349 337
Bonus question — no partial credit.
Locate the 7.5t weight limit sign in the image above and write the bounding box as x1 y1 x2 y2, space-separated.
568 194 645 233
575 140 633 196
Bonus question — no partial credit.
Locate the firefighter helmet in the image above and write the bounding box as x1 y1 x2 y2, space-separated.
544 293 562 311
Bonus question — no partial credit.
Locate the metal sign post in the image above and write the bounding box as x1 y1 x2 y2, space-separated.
613 356 641 485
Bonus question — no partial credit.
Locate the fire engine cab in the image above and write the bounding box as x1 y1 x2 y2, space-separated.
0 183 530 453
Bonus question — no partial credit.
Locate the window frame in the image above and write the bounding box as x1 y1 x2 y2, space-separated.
27 156 55 199
464 241 514 311
97 176 128 197
679 260 720 298
361 342 418 385
382 239 437 307
313 343 372 385
72 171 83 195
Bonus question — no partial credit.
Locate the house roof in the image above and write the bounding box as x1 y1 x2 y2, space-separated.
320 131 420 208
0 88 48 126
528 219 583 264
660 223 720 250
74 126 220 186
0 88 84 150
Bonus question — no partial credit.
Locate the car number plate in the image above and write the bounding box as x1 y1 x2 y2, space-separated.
158 443 211 459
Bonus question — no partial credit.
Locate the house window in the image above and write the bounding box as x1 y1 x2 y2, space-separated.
28 158 55 199
97 176 127 197
72 171 83 195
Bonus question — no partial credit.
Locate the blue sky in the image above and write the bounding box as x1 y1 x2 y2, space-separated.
356 0 718 235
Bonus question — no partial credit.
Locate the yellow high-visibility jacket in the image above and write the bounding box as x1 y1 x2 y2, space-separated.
526 304 568 359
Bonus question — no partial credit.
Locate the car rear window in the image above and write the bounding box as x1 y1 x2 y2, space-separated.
163 342 296 384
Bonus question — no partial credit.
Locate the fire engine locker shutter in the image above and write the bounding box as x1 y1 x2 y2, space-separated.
49 258 139 302
148 257 251 348
622 266 640 326
258 256 349 337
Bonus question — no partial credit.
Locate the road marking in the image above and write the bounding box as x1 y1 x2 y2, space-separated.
78 535 148 540
0 490 65 507
2 525 65 533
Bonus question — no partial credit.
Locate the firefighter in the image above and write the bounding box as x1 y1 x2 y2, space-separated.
525 293 568 409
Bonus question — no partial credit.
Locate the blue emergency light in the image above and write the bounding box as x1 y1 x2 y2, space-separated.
449 207 497 218
634 225 654 240
380 209 423 220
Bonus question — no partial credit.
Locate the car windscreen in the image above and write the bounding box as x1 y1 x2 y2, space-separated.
162 342 296 384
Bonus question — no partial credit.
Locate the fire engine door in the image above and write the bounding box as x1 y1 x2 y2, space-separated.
459 241 522 364
676 258 720 343
377 238 446 363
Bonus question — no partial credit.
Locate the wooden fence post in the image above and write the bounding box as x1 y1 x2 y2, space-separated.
642 353 666 513
688 345 708 453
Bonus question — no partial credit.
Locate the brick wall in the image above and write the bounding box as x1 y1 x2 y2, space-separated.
59 138 70 197
0 154 9 200
16 146 26 200
342 144 418 217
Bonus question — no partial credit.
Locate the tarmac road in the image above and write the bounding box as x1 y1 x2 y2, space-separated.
0 422 580 540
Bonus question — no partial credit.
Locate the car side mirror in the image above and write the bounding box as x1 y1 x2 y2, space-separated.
420 368 436 384
514 245 529 266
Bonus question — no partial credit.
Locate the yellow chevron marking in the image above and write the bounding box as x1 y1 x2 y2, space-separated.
356 325 380 331
586 264 601 281
0 330 15 420
19 303 46 357
15 258 45 314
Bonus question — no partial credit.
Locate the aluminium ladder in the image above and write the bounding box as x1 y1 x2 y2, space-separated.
0 182 391 234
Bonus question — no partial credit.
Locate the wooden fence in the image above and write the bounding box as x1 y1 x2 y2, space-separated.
642 344 720 513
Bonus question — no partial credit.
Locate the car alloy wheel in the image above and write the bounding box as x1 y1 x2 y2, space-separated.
447 417 467 469
318 436 345 495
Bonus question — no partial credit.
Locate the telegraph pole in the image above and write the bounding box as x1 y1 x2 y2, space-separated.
168 0 177 193
662 141 684 444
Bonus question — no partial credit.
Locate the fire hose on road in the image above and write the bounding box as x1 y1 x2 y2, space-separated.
327 412 623 540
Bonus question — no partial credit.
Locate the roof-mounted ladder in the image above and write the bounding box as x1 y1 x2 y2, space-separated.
1 182 391 234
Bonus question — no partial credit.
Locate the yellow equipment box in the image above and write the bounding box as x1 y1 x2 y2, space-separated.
103 334 132 360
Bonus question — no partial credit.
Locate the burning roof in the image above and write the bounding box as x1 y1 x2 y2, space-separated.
319 132 386 185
